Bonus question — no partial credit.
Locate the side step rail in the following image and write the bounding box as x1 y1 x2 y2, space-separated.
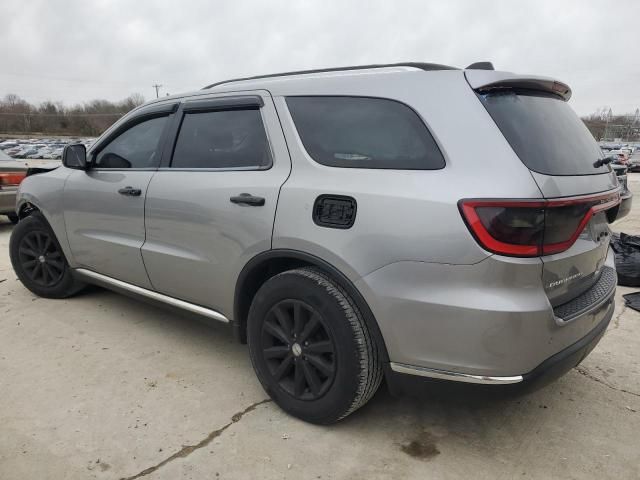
74 268 229 323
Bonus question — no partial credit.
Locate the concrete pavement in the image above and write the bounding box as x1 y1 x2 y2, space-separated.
1 176 639 480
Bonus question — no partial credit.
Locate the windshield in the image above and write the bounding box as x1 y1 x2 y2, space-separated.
478 89 608 176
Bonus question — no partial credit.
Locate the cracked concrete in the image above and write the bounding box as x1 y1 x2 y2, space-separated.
575 365 640 398
1 175 639 479
611 304 627 330
120 399 271 480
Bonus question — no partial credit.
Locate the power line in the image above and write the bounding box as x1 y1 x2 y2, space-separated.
152 84 163 98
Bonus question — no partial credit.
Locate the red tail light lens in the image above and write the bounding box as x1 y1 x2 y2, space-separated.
0 172 26 187
459 191 620 257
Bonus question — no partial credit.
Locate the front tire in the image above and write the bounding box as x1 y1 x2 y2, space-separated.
247 267 383 424
9 213 84 298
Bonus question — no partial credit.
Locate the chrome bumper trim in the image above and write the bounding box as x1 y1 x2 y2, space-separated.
75 268 229 323
389 362 523 385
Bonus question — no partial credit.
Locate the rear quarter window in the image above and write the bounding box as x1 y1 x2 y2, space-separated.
286 96 445 170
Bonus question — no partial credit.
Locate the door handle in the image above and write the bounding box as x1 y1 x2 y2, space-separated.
230 193 265 206
118 186 142 197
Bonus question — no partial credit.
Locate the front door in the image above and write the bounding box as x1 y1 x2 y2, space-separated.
63 109 174 288
142 92 291 315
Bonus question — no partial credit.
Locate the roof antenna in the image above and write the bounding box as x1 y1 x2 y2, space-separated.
466 62 494 70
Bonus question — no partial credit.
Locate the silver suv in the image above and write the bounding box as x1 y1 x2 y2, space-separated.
9 62 621 424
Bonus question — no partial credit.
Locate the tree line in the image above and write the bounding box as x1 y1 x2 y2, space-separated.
0 93 145 136
582 108 640 142
1 93 639 141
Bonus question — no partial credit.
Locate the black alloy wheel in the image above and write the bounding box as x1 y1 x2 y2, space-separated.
261 299 337 401
247 267 384 424
17 230 65 287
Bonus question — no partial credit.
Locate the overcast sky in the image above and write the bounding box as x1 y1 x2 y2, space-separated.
0 0 637 115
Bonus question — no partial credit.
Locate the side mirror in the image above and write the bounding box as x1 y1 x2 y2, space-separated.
62 144 88 170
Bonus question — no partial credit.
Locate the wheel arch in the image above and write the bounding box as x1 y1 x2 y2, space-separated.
18 200 41 220
16 197 76 268
234 249 390 363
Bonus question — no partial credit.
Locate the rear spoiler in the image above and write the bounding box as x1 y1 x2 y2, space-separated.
465 70 572 101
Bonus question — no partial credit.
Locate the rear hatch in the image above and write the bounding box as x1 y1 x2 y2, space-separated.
465 70 620 308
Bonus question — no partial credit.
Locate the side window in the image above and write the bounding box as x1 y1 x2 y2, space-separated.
171 109 271 169
94 116 168 169
286 96 445 170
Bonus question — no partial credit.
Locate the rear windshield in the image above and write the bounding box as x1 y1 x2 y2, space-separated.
478 90 608 176
286 96 445 170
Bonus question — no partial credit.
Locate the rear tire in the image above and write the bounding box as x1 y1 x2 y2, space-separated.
247 267 383 424
7 213 19 224
9 213 84 298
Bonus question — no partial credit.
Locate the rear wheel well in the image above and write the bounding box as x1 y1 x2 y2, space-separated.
235 256 311 343
234 250 389 363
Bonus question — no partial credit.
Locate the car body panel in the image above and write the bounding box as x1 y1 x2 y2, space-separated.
356 248 615 376
271 72 544 278
525 169 619 305
142 91 291 315
62 170 156 288
15 167 74 263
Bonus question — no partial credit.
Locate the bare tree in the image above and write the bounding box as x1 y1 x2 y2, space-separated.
0 93 145 136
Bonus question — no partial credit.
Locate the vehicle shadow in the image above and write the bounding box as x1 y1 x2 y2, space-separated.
9 280 617 476
76 285 565 431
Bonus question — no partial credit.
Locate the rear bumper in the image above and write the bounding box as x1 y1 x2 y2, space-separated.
357 249 616 378
387 300 612 394
519 300 611 389
0 188 18 214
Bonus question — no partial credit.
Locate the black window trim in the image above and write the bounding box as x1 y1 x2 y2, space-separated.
89 102 178 171
163 95 274 171
182 95 264 113
285 94 447 171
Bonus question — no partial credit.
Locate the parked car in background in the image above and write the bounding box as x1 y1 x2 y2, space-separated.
606 150 630 166
0 150 27 224
14 148 39 159
43 148 64 160
6 147 23 156
0 137 92 161
608 163 633 222
27 149 50 159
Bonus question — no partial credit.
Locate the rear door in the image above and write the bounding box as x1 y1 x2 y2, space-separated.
470 74 619 305
63 103 176 288
142 91 291 315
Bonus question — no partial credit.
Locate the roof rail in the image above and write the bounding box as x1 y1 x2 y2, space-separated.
202 62 458 90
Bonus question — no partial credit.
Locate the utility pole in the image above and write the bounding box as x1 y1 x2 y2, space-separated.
603 107 612 141
152 84 163 98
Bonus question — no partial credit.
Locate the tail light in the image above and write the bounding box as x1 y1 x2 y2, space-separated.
0 172 26 187
459 191 620 257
